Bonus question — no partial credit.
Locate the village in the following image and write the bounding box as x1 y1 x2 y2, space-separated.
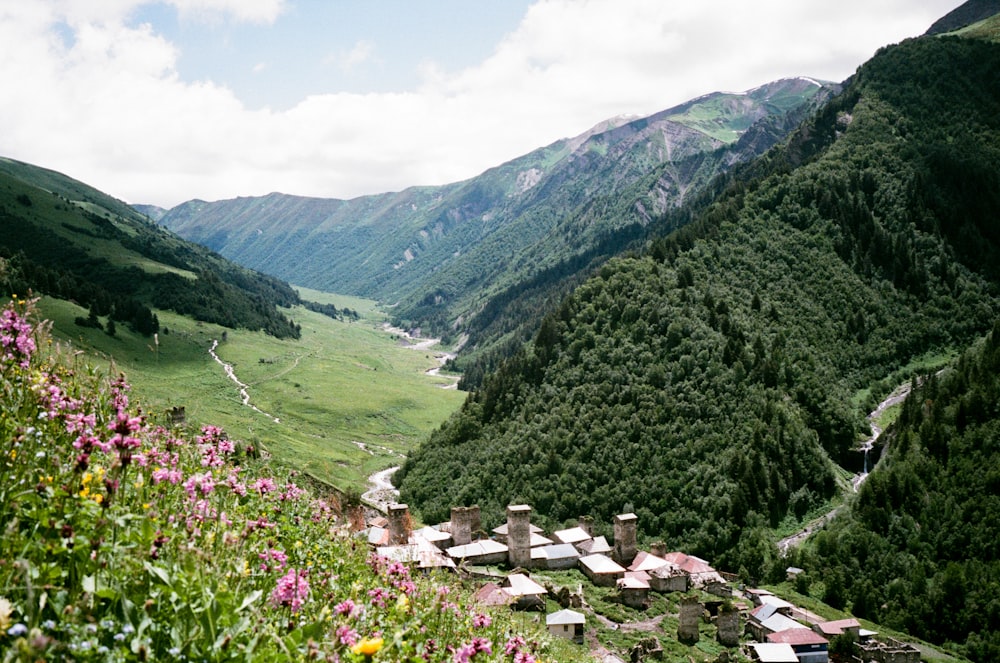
358 502 923 663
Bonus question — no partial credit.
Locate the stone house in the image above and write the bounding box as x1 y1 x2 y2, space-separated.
546 609 585 644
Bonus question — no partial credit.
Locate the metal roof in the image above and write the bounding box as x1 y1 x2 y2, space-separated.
749 642 799 663
553 526 591 544
504 573 547 597
446 539 508 559
579 553 626 575
546 609 585 626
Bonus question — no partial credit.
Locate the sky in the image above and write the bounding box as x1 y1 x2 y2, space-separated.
0 0 966 208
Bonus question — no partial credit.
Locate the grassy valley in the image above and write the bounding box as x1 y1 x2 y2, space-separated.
0 158 466 496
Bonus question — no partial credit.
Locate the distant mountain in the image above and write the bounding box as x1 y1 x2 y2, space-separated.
155 78 836 361
0 157 302 338
396 33 1000 634
925 0 1000 34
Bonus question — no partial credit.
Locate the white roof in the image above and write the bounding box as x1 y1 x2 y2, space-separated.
446 539 508 559
529 532 554 547
749 642 799 663
760 613 808 633
579 553 626 575
553 526 591 544
759 594 795 611
540 543 580 560
504 573 547 597
546 609 585 626
414 526 451 544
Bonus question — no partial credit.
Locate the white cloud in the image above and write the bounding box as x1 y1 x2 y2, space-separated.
0 0 963 207
328 39 376 73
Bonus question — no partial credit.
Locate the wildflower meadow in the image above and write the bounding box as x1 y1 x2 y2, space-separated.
0 298 565 662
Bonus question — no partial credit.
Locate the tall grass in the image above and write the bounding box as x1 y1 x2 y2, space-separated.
0 298 567 661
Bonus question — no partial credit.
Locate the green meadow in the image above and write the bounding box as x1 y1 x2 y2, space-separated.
37 286 466 494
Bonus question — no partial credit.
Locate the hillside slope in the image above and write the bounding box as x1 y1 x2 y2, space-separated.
0 157 302 338
794 321 1000 662
396 35 1000 575
157 79 834 349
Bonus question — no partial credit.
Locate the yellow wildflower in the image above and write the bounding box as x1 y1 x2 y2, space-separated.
351 637 383 657
0 597 12 631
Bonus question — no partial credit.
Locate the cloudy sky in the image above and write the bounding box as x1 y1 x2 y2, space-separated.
0 0 964 208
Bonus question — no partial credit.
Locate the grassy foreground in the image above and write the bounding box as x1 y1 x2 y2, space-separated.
0 297 571 661
36 287 466 495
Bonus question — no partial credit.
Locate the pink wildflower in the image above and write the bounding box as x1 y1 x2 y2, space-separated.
269 568 310 612
335 625 358 647
472 613 491 628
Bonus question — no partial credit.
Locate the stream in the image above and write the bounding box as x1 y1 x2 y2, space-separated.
208 339 280 424
778 381 911 554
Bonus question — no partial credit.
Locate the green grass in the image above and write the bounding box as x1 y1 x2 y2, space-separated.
38 293 466 494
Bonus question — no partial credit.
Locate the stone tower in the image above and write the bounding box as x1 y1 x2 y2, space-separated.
678 594 701 644
506 504 532 568
716 602 740 647
613 513 638 566
388 503 411 545
450 505 480 546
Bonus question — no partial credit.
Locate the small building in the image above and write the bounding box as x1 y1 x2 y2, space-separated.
530 543 581 570
503 573 547 610
376 541 456 571
616 575 650 609
575 535 612 556
786 566 805 581
813 618 862 641
749 642 800 663
767 628 829 663
749 603 809 641
661 551 726 587
648 564 689 593
579 553 626 586
447 538 509 565
546 609 585 644
758 594 796 614
473 582 514 607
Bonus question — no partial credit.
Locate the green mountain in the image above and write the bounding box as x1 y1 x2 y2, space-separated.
156 78 834 359
926 0 1000 34
396 32 1000 603
0 157 303 338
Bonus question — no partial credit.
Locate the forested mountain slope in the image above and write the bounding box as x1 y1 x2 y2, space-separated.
396 35 1000 574
0 157 303 338
792 321 1000 662
157 79 834 354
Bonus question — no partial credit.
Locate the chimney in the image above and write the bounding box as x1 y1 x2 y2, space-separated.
613 513 638 566
506 504 532 568
388 503 411 545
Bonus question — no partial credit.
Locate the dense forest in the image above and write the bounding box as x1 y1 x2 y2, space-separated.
0 163 305 339
397 35 1000 591
790 320 1000 662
